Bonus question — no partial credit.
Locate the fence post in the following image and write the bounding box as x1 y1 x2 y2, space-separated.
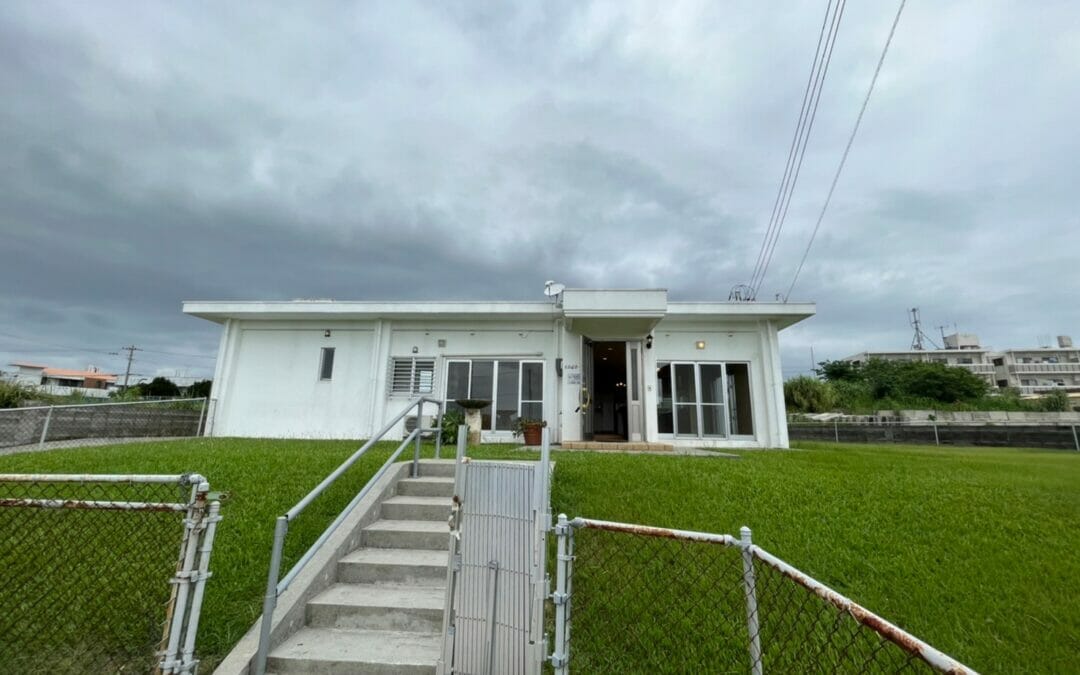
833 418 839 443
1073 425 1079 452
178 498 222 673
740 526 763 675
933 422 939 446
38 405 54 448
161 481 209 673
551 514 571 675
196 398 208 437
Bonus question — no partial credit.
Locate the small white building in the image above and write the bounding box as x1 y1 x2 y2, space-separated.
5 362 118 398
184 289 814 448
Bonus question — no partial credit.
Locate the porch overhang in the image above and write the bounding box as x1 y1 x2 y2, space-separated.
560 289 668 339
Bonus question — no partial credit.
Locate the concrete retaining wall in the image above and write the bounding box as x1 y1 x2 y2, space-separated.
789 423 1080 450
0 405 204 449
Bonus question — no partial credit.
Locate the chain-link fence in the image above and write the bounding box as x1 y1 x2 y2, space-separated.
0 473 221 674
550 517 975 675
0 398 208 452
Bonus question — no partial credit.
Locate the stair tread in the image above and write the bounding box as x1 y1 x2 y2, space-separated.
383 495 453 505
399 476 454 484
340 548 448 566
270 626 440 665
310 583 446 610
365 519 447 533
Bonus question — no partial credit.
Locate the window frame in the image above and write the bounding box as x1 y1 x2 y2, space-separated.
318 347 336 381
655 360 755 440
443 358 545 433
389 356 436 396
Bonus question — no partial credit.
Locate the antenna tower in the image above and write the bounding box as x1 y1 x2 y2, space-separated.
909 308 925 351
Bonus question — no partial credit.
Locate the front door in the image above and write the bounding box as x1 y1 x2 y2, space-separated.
581 338 595 440
625 341 644 441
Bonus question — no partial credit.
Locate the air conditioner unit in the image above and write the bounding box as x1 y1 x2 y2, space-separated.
404 415 435 439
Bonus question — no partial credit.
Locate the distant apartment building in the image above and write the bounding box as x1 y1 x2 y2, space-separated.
4 362 118 398
844 335 1080 396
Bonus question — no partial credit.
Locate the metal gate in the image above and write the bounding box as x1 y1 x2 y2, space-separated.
438 429 552 675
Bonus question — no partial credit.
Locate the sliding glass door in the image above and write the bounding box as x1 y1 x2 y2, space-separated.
657 362 750 439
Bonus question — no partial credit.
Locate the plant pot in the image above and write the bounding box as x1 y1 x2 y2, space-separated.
522 425 543 446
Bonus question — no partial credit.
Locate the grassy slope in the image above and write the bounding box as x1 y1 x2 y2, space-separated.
1 440 1076 672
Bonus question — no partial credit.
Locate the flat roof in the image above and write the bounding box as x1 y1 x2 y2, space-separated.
182 299 816 329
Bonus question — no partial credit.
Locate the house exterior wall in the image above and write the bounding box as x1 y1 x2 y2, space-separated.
205 314 793 448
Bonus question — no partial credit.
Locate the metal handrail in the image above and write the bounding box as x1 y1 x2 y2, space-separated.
253 396 445 675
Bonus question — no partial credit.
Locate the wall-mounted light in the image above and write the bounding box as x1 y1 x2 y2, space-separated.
696 340 706 350
645 334 653 349
412 346 419 354
324 330 332 338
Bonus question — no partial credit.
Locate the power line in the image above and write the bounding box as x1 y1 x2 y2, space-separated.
748 0 847 300
784 0 907 301
745 0 836 298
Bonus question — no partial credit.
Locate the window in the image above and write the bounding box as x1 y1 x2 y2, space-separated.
390 357 435 395
319 347 335 381
958 357 973 364
445 359 544 431
657 361 753 439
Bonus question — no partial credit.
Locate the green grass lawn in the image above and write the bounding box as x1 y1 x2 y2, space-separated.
0 439 1076 673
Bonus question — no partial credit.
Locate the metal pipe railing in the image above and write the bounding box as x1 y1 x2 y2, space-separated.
253 396 443 675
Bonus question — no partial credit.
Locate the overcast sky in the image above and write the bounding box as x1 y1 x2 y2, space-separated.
2 1 1078 383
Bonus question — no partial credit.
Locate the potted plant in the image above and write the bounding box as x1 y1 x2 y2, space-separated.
513 417 547 446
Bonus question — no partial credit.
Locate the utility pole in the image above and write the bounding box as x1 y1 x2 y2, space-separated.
121 345 140 390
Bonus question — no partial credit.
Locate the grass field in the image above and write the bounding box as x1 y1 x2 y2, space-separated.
0 439 1076 672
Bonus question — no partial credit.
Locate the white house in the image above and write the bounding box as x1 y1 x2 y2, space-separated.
183 288 814 448
5 362 118 398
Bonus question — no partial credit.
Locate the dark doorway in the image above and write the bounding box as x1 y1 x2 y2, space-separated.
591 341 628 440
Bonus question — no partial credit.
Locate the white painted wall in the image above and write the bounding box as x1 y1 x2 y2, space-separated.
213 324 376 438
204 315 794 447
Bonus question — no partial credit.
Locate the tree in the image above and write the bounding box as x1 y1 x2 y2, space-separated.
188 380 213 398
815 360 862 382
142 377 181 397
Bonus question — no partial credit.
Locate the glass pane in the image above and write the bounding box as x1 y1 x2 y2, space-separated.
471 360 494 429
521 401 543 422
702 404 726 437
700 364 724 404
675 404 698 437
319 348 335 380
727 363 754 436
630 349 639 401
674 364 697 404
496 361 520 430
446 362 470 400
521 362 543 401
657 364 673 434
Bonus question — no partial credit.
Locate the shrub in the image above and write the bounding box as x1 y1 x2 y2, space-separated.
0 381 38 409
784 376 837 413
1036 389 1070 412
439 409 465 445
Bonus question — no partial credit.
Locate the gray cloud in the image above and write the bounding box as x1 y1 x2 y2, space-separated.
1 1 1078 382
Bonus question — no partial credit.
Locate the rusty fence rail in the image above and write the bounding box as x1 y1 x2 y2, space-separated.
549 516 978 674
0 473 222 674
0 397 208 452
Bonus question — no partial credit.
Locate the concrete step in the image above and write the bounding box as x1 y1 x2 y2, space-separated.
338 548 448 585
397 476 455 498
306 582 445 632
267 627 440 675
381 495 452 522
363 520 448 550
415 460 456 478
